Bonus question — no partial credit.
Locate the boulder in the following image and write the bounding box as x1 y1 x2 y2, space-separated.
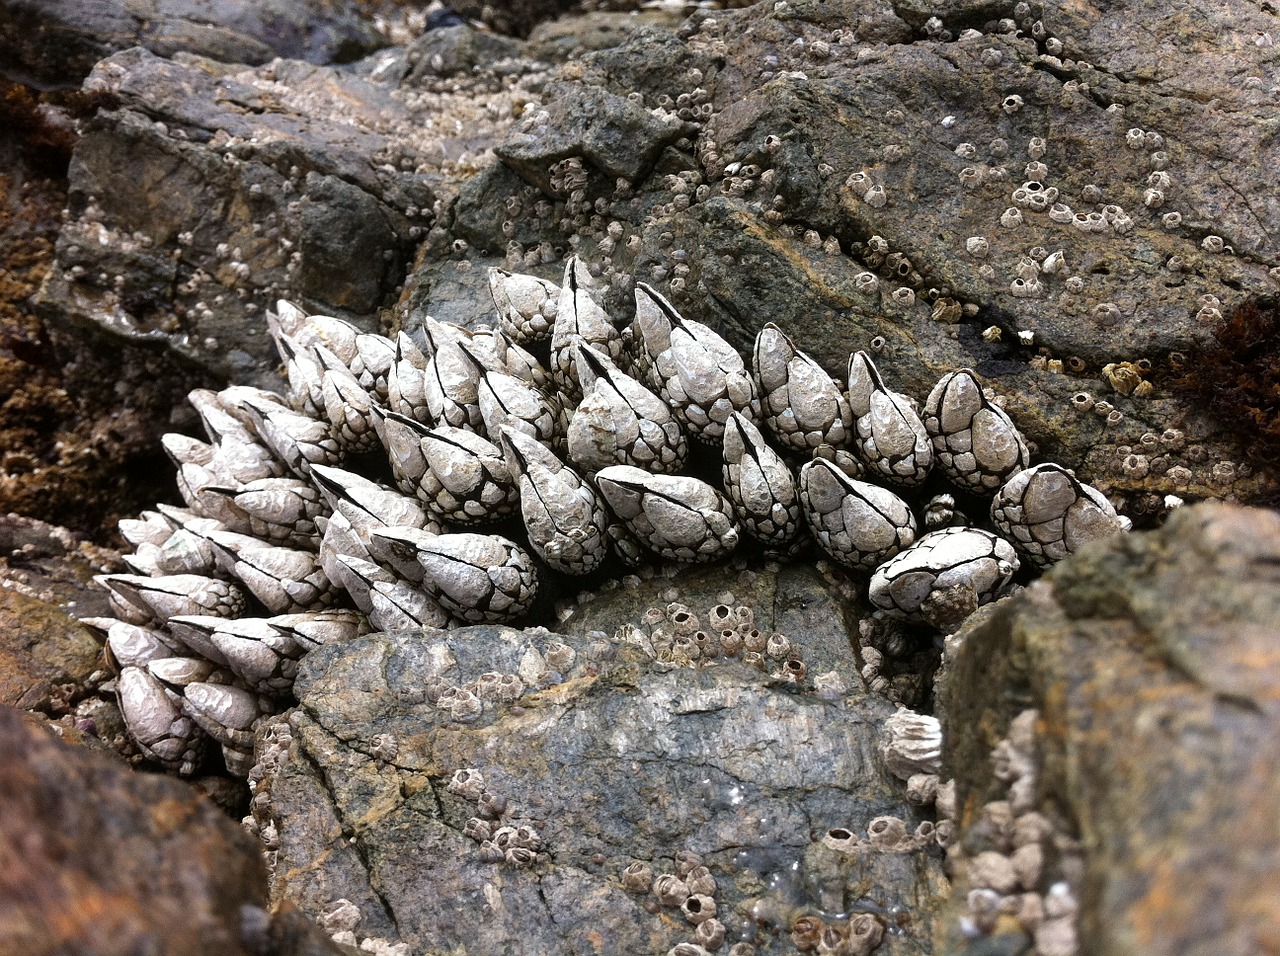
942 503 1280 955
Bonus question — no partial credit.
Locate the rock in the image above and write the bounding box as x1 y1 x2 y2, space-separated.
250 563 946 954
0 704 347 955
442 0 580 39
941 503 1280 955
0 514 115 712
496 80 698 190
421 0 1279 508
403 24 522 81
0 0 385 87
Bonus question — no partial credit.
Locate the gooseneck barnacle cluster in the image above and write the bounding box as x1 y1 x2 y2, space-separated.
84 255 1127 775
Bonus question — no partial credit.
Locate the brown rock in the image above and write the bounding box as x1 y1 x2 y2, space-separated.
0 705 350 956
0 704 264 954
943 503 1280 955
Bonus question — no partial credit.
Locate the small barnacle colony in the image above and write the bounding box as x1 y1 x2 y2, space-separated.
91 259 1135 778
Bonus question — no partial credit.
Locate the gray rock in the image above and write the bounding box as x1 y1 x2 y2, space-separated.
0 0 384 87
941 503 1280 955
419 0 1279 509
403 23 523 81
35 43 543 403
497 80 698 190
252 563 945 954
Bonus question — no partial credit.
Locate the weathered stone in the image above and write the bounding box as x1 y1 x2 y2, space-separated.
0 515 116 712
426 0 1279 505
0 0 384 87
253 565 945 954
496 80 698 189
942 503 1280 955
0 704 347 956
403 24 523 81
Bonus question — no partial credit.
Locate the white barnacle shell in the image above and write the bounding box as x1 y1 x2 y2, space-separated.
238 393 344 478
167 615 303 697
632 283 760 445
101 619 183 669
420 317 484 431
566 340 688 476
922 369 1030 493
386 331 431 425
174 678 264 774
846 351 933 486
116 664 207 774
206 534 336 615
203 477 327 550
337 555 451 631
290 313 394 404
412 533 539 624
500 428 609 576
721 412 803 554
276 334 326 418
313 344 381 455
550 255 622 403
265 608 364 653
489 266 559 346
595 465 740 564
880 707 943 780
324 548 392 615
95 573 247 626
868 527 1019 622
990 462 1125 568
367 524 440 585
753 323 852 453
461 342 560 450
418 423 519 524
797 457 916 572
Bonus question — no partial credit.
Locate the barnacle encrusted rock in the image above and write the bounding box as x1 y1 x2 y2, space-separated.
942 504 1280 956
250 565 946 955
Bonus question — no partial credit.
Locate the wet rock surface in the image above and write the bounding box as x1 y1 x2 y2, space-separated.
0 703 347 956
942 502 1280 956
250 563 946 954
0 0 384 87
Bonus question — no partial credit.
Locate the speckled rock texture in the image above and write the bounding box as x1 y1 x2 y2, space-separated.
33 0 1280 529
251 563 947 954
0 704 348 956
941 502 1280 956
0 0 384 87
428 0 1280 511
0 514 114 712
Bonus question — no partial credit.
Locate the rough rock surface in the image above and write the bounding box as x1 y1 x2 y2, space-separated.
0 0 384 87
250 563 947 954
419 0 1280 513
0 514 114 713
0 704 348 956
941 502 1280 955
